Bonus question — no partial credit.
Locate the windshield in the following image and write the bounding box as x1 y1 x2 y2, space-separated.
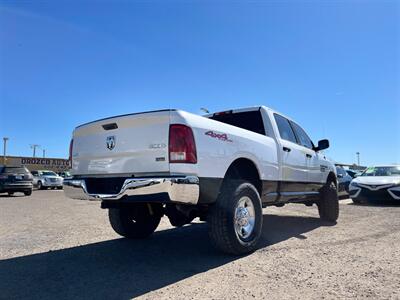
361 166 400 177
42 171 57 176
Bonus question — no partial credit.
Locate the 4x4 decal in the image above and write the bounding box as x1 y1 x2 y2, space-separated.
205 130 233 142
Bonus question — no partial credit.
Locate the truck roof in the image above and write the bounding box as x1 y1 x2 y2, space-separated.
205 105 294 122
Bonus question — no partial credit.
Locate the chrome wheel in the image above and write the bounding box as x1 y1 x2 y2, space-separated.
234 196 255 240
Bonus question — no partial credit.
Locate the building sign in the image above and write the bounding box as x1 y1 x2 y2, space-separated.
21 157 70 167
2 156 71 172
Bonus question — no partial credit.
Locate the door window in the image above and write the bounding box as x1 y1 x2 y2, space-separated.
274 114 297 143
290 122 314 149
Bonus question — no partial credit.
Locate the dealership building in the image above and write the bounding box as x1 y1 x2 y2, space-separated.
2 156 70 172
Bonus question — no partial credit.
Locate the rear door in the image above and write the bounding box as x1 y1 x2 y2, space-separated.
72 110 171 175
273 114 308 193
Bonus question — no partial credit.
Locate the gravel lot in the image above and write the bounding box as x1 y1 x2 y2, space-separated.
0 190 399 300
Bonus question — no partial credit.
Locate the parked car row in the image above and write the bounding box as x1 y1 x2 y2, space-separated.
0 167 69 196
334 165 400 203
349 165 400 203
2 161 399 205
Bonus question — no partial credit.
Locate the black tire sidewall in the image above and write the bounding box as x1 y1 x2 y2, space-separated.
109 203 162 239
318 181 339 222
208 180 263 255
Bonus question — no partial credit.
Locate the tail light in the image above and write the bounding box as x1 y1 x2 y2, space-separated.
69 139 74 165
169 124 197 164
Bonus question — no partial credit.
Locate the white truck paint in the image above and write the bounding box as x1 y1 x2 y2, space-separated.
64 106 338 254
69 107 333 185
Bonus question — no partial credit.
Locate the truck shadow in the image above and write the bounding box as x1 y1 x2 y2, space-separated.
0 214 328 299
350 200 400 207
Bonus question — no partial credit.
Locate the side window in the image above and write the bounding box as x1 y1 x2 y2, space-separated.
274 114 297 143
336 167 346 177
338 168 343 176
290 121 313 149
31 171 38 176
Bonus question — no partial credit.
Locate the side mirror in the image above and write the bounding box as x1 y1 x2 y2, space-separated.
314 139 329 151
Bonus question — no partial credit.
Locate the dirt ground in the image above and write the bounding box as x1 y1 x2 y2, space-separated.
0 190 399 300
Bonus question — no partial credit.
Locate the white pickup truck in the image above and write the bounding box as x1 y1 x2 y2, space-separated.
64 106 338 254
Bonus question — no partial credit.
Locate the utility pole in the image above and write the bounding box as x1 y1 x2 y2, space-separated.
356 152 360 166
43 149 46 158
3 137 9 165
30 144 40 158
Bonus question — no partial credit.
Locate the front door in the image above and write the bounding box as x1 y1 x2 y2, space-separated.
289 120 324 192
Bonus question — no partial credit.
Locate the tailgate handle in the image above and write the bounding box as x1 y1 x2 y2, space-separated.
102 123 118 130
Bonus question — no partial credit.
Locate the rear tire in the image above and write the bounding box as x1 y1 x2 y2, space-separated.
37 181 42 190
24 190 32 196
108 203 163 239
317 181 339 222
208 180 263 255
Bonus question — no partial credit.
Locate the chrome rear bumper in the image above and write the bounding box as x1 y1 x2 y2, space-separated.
63 176 199 204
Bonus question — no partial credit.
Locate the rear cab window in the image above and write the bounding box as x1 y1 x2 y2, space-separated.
209 110 266 135
1 167 30 174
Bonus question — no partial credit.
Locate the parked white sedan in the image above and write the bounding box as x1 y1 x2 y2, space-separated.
349 165 400 203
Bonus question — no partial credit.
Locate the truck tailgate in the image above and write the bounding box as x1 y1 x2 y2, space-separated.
72 110 171 175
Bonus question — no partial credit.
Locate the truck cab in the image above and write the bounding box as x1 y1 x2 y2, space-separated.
207 106 334 202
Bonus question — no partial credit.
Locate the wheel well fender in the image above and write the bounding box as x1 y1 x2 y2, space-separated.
327 172 337 187
222 158 262 196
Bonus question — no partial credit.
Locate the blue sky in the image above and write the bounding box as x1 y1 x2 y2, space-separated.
0 1 399 166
